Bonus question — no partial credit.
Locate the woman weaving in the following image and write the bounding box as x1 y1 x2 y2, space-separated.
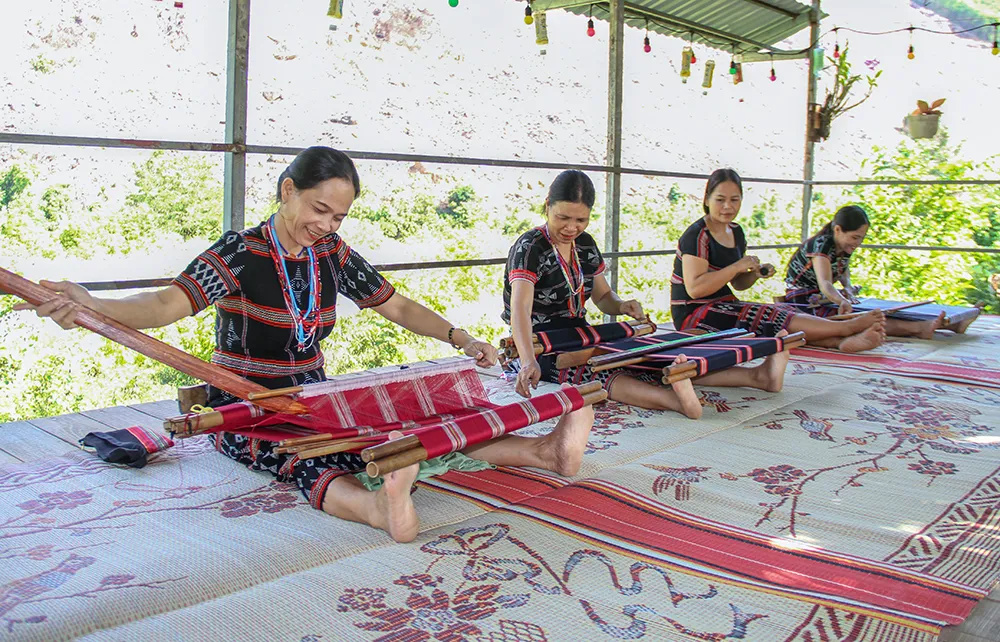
504 170 792 420
672 169 887 353
16 146 596 543
784 205 972 337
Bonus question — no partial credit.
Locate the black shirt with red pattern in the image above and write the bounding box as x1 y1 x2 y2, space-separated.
784 233 850 301
501 227 606 332
173 221 394 403
670 218 746 329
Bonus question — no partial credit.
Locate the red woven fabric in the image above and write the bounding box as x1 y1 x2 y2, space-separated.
181 362 587 457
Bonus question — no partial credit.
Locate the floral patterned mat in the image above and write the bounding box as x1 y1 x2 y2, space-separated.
2 332 999 641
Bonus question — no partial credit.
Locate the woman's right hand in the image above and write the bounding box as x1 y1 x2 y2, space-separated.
515 359 542 399
837 299 853 316
12 280 96 330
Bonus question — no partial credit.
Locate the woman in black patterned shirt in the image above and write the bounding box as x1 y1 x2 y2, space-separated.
503 170 795 420
672 169 888 352
18 147 598 543
785 205 953 338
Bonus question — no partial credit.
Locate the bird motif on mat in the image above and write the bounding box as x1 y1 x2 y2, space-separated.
0 554 96 618
793 409 835 441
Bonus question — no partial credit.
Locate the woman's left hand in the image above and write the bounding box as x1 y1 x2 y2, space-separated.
463 339 498 368
619 299 645 320
756 263 776 278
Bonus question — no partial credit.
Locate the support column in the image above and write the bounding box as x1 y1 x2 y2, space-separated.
223 0 250 232
800 0 821 242
604 0 625 304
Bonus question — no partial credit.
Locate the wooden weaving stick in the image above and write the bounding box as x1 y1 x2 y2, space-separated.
0 266 309 415
827 300 934 321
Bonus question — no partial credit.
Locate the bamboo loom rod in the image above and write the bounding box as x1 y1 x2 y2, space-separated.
0 267 310 415
827 300 935 321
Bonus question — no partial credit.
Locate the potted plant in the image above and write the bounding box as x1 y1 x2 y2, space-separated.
904 99 944 139
810 47 881 142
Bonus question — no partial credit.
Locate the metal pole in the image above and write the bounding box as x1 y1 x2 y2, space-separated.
605 0 625 305
800 0 821 242
223 0 250 232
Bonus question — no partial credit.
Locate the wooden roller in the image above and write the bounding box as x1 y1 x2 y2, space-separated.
0 266 309 415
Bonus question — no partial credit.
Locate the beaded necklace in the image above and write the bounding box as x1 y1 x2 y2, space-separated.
541 225 585 316
263 214 322 351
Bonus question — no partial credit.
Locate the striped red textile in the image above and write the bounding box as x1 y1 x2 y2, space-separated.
198 360 494 441
438 470 982 632
179 361 588 458
534 321 638 354
600 332 789 377
414 385 585 459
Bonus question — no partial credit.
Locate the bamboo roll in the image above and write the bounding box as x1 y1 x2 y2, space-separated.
662 370 697 385
660 360 699 377
361 434 421 463
163 410 225 436
365 445 429 478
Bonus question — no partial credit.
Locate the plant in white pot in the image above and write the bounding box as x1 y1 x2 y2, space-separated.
904 99 944 139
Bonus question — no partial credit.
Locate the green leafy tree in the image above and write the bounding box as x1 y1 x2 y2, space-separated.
117 151 223 243
1 166 30 209
810 131 1000 311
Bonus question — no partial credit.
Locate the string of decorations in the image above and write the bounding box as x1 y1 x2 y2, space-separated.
510 2 1000 62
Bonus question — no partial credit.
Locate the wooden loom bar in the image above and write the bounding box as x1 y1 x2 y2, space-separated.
1 267 310 415
826 300 935 321
364 385 609 478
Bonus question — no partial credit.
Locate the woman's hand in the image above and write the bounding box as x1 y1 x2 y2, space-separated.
12 280 96 330
462 339 498 368
619 299 645 321
735 255 761 274
837 300 853 316
515 359 542 398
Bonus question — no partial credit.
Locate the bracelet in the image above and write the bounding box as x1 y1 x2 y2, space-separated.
448 327 466 350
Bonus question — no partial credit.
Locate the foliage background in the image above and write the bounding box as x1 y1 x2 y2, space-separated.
1 0 998 422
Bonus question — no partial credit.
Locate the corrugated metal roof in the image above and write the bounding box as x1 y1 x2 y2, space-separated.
531 0 823 54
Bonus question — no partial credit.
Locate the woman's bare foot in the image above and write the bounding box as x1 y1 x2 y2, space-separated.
750 330 790 392
372 431 420 543
948 307 981 334
846 309 885 334
669 355 703 419
917 311 946 340
838 323 886 353
539 405 595 477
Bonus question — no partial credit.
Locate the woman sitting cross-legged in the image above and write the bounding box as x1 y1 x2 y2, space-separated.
503 170 794 421
671 168 887 353
16 146 596 543
785 204 973 337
